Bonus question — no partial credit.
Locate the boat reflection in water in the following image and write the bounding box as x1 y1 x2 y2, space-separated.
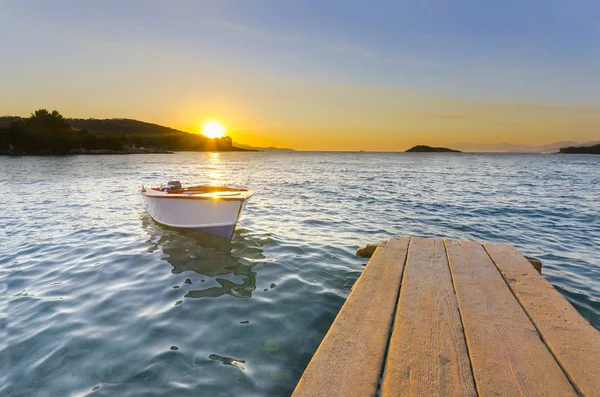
142 213 266 299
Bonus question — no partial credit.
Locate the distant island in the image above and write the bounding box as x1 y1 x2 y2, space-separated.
558 143 600 155
405 145 462 153
233 142 295 152
0 109 249 155
452 140 600 153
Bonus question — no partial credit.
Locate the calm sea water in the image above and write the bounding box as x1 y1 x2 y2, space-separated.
1 152 599 396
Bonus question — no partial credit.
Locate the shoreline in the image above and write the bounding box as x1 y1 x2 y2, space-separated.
3 149 599 156
1 147 255 156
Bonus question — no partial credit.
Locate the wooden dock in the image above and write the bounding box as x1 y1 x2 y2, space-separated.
292 237 600 397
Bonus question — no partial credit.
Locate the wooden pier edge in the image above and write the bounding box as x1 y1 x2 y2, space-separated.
292 237 410 397
484 243 600 396
293 236 600 397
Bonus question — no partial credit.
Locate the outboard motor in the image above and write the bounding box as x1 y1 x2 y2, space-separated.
161 180 182 191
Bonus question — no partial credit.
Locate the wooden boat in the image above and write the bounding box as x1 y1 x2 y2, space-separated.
140 181 254 239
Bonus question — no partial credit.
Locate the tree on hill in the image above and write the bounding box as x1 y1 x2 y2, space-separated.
23 109 79 154
0 109 124 154
27 109 71 133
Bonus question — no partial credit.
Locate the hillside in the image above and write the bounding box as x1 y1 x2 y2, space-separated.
559 143 600 154
453 141 600 153
68 118 196 136
0 116 21 128
1 114 248 154
234 142 295 152
66 118 242 151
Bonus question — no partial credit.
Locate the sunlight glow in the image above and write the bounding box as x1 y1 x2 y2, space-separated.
201 121 226 139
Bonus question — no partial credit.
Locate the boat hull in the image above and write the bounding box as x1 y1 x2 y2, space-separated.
155 222 237 239
140 193 247 239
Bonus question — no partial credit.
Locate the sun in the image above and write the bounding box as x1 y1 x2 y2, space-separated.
201 121 226 139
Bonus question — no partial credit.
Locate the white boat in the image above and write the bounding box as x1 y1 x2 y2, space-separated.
140 181 254 239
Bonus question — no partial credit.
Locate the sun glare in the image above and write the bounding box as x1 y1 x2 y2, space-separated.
201 121 226 139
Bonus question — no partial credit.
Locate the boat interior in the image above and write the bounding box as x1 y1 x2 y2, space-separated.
147 184 251 197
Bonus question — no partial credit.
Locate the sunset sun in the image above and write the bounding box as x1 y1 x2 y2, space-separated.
201 121 226 139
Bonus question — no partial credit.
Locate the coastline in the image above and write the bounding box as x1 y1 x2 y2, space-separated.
1 147 255 156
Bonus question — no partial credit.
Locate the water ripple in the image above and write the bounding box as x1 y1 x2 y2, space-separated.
0 152 599 396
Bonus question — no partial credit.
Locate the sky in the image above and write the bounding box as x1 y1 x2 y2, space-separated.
1 0 600 151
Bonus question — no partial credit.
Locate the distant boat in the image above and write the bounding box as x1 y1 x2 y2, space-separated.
140 181 254 239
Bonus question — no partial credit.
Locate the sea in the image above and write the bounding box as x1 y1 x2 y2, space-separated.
1 152 599 397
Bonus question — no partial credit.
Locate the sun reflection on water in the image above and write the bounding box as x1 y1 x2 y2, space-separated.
208 153 222 185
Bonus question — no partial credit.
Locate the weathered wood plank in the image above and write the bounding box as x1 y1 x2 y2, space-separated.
445 240 578 397
485 243 600 397
292 237 410 397
381 237 476 397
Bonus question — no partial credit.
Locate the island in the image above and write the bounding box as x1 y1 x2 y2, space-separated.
405 145 462 153
558 143 600 155
0 109 250 155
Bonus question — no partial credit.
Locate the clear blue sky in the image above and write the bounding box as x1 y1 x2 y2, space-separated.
2 0 599 149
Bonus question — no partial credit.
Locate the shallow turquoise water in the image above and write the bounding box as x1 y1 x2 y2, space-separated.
1 152 599 396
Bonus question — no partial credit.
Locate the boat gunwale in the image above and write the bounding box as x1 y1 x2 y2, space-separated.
140 186 254 202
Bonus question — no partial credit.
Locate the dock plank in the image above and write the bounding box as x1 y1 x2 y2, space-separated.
485 243 600 397
444 240 578 397
292 237 410 397
381 237 476 397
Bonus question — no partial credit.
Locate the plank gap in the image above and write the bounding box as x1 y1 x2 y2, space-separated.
444 239 480 397
483 244 585 397
377 236 412 395
444 239 577 396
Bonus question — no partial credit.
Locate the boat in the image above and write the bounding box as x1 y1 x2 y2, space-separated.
140 181 254 239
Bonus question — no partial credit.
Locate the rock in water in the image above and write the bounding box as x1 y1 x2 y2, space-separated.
356 244 380 258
